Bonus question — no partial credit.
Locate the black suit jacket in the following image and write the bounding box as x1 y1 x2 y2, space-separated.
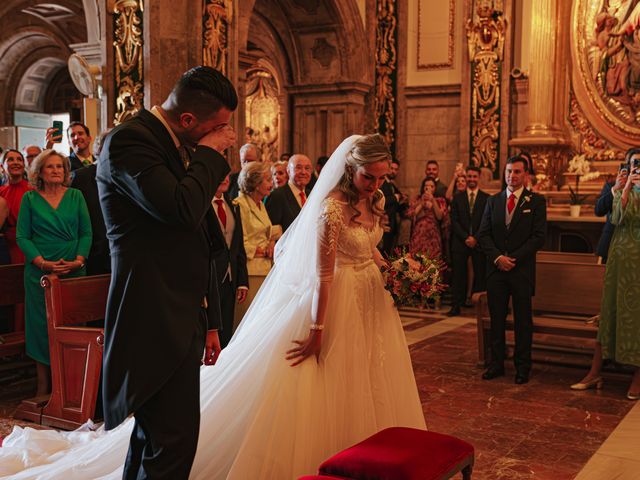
380 180 404 234
97 109 229 429
265 183 310 232
478 189 547 287
69 151 93 171
70 163 110 274
227 171 240 200
450 189 489 254
595 180 615 261
211 196 249 290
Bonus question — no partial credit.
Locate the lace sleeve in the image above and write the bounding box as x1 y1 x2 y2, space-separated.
317 198 343 282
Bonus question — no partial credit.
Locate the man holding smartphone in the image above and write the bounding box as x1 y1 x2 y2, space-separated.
46 121 94 170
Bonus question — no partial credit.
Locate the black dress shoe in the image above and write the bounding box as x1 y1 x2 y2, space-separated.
446 307 461 317
515 373 529 384
482 366 505 380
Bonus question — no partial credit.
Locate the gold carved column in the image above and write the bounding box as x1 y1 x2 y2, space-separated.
374 0 397 153
510 0 571 190
466 0 506 178
203 0 232 75
111 0 144 125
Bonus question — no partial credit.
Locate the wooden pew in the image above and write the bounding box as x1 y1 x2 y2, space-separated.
0 263 25 358
474 252 605 367
40 273 110 430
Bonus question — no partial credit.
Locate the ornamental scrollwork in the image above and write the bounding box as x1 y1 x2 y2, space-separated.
374 0 397 152
113 0 144 125
203 0 232 75
466 0 505 177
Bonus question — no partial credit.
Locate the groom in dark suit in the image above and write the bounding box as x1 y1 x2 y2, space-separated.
447 166 489 316
97 67 237 479
266 153 313 232
478 154 546 385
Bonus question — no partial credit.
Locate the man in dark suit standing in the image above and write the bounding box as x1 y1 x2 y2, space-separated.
447 166 489 316
380 159 407 256
97 67 237 479
478 154 546 385
266 153 313 232
212 174 249 348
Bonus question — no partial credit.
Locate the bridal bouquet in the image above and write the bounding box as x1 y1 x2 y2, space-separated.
382 251 446 308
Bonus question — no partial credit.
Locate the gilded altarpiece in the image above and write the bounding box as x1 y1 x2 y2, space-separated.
112 0 144 125
466 0 506 179
375 0 398 153
203 0 232 76
245 66 280 163
570 0 640 157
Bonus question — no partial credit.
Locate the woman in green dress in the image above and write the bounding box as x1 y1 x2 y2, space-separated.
16 149 92 396
572 148 640 400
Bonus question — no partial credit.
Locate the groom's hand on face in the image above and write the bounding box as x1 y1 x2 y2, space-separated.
203 329 222 365
198 125 236 154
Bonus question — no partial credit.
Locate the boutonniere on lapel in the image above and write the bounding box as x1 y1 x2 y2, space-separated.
523 195 531 204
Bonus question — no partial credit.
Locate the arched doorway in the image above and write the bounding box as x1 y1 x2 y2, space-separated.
239 0 372 162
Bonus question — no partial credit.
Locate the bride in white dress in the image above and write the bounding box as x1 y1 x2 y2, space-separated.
0 134 426 479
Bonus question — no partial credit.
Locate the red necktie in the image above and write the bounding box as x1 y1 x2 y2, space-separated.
214 198 227 229
507 193 516 215
300 190 306 207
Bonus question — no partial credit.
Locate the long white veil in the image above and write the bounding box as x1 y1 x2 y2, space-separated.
233 134 362 329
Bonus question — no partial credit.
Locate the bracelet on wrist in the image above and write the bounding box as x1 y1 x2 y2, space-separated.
309 324 324 331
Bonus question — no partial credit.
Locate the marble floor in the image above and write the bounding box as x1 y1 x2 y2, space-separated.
400 307 639 480
0 308 638 479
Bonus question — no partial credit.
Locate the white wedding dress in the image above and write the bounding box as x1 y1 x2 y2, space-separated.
0 136 426 480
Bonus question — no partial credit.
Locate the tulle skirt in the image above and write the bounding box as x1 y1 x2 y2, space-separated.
0 261 425 479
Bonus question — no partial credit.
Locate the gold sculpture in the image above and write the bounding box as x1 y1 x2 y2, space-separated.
203 0 232 75
374 0 397 150
113 0 144 125
466 0 506 175
571 0 640 152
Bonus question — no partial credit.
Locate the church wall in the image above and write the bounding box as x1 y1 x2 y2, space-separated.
396 0 465 196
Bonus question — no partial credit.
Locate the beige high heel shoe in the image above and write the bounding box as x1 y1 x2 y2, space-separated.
627 391 640 400
571 376 603 391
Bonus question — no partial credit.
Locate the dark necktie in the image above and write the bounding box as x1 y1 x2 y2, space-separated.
179 146 191 169
214 198 227 229
507 193 516 215
469 191 476 214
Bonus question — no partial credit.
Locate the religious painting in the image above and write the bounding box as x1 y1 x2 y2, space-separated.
245 65 280 163
572 0 640 148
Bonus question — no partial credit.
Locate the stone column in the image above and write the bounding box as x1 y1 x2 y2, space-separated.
510 0 571 190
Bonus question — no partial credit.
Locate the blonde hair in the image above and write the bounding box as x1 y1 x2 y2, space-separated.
238 161 270 195
336 134 390 223
29 149 71 190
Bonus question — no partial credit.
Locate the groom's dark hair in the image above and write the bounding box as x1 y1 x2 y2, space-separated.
169 66 238 118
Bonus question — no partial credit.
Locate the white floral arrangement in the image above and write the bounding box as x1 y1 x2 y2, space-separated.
566 154 600 205
567 154 601 182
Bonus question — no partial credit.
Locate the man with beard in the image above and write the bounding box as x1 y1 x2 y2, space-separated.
448 166 489 316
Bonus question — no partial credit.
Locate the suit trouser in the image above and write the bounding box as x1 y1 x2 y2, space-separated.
450 248 486 307
218 278 235 348
486 270 533 373
123 312 205 480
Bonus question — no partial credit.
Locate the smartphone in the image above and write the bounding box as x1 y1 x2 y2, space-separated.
51 120 63 143
632 158 640 174
620 162 629 174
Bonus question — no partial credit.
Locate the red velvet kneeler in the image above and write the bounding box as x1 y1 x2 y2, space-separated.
318 427 474 480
